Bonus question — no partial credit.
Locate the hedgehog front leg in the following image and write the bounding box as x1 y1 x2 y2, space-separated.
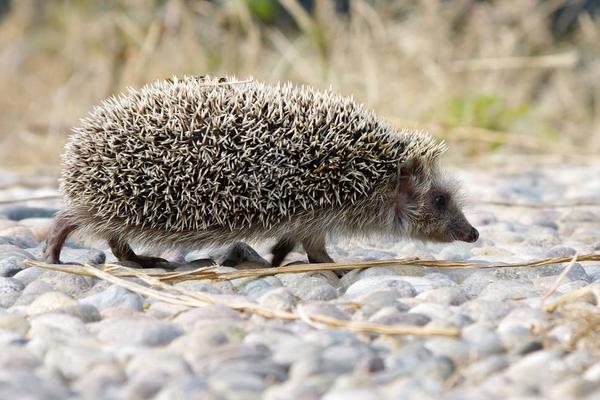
271 236 297 267
43 211 78 264
108 238 168 268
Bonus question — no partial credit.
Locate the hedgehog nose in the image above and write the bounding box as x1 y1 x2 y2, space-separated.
466 227 479 243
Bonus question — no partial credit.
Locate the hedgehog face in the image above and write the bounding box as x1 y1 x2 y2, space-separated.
394 161 479 244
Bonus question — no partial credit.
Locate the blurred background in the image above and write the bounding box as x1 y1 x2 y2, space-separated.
0 0 599 170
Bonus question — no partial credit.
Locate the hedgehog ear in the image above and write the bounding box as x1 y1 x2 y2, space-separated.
398 159 418 198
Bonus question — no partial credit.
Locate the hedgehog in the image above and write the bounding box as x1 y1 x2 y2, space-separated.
44 75 479 268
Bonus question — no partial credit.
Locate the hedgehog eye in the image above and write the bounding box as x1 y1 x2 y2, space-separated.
433 195 447 210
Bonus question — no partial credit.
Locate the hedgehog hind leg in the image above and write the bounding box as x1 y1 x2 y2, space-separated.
107 238 168 268
271 236 297 267
302 236 349 277
302 237 334 264
43 211 78 264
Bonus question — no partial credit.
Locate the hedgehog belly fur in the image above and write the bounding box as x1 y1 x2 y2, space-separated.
60 76 445 248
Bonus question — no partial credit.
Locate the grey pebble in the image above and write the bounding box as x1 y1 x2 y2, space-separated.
343 276 418 299
209 370 267 400
413 355 455 385
462 323 505 359
91 316 182 346
0 247 34 277
504 350 570 387
39 270 96 297
369 307 430 326
14 279 53 306
258 287 297 312
0 206 58 221
0 346 41 369
55 247 106 265
0 235 38 249
416 286 468 305
13 266 45 285
460 299 512 322
175 280 233 294
323 387 381 400
385 343 433 375
45 342 118 380
0 276 25 307
27 291 77 316
169 323 245 357
424 338 472 367
0 313 30 336
549 376 600 399
239 276 283 299
155 377 216 400
0 369 71 400
462 354 509 384
478 279 538 301
173 304 242 327
263 375 332 400
461 271 497 297
80 285 144 312
300 302 350 321
72 363 125 399
291 277 338 301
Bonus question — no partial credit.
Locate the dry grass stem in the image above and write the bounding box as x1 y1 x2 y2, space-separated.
25 260 457 337
540 254 578 308
25 254 600 338
544 285 598 313
26 253 600 283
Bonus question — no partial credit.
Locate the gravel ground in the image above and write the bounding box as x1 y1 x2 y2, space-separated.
0 162 600 399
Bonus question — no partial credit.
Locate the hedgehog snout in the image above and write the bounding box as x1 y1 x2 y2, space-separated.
465 227 479 243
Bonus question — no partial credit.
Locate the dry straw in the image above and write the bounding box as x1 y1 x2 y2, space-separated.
25 252 600 338
25 259 459 338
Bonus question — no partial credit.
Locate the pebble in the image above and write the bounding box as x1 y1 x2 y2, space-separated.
72 363 125 399
504 350 570 386
0 226 39 248
39 270 96 297
478 280 538 301
290 277 338 301
0 276 25 307
91 316 183 346
155 377 215 400
343 276 417 299
369 307 430 326
0 206 58 221
258 287 297 311
45 342 118 380
415 286 468 305
15 279 53 306
80 285 144 312
27 291 77 315
0 247 34 277
0 313 30 336
28 313 89 340
13 266 45 285
238 276 283 299
462 354 509 383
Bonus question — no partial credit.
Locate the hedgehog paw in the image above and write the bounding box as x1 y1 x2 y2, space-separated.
127 255 170 269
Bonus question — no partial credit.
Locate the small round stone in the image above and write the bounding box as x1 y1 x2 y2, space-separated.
0 277 25 308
